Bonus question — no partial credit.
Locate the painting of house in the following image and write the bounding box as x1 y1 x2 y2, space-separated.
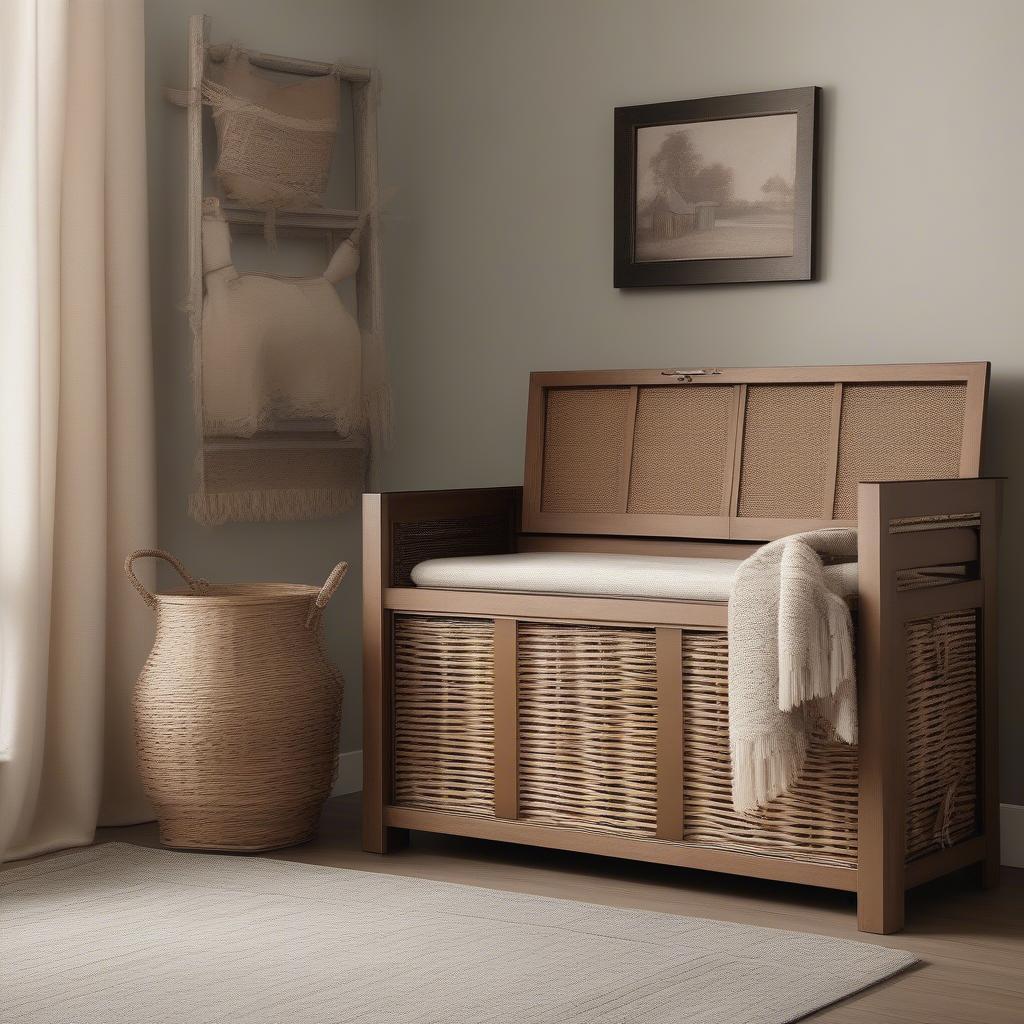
638 188 717 241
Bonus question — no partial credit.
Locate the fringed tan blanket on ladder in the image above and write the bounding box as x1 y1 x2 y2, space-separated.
728 529 858 813
189 199 391 525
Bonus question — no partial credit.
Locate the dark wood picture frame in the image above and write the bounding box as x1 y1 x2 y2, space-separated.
614 87 821 286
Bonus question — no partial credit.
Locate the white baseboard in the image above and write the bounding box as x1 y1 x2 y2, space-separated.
332 749 363 797
1002 803 1024 868
331 759 1024 867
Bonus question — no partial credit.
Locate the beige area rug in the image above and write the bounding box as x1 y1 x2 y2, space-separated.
1 843 914 1023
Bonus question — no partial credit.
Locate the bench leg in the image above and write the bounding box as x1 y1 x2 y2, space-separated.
857 874 905 934
363 826 409 855
361 784 408 855
981 841 1001 889
856 485 907 936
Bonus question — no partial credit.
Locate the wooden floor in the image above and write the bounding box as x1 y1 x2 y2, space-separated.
83 794 1024 1022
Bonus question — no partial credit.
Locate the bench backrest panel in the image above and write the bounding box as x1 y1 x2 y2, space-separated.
522 363 988 541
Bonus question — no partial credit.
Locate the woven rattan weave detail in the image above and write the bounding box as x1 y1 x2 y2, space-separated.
905 609 978 858
203 56 339 210
390 610 978 863
213 100 335 204
680 617 977 865
679 631 861 865
134 590 342 850
517 623 659 837
541 388 633 513
627 386 734 515
127 551 345 852
391 514 512 586
833 384 967 518
393 616 495 815
736 385 834 519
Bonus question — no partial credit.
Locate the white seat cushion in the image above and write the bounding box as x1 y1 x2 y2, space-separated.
411 551 859 603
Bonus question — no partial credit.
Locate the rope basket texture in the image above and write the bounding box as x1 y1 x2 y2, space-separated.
125 549 347 851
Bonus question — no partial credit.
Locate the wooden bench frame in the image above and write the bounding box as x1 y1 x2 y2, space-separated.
362 363 1001 934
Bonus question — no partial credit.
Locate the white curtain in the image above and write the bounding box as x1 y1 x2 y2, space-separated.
0 0 157 862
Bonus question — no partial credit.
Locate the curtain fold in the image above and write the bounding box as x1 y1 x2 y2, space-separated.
0 0 157 863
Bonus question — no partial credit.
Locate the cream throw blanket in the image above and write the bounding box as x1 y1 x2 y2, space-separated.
728 529 858 813
200 200 362 437
189 199 391 525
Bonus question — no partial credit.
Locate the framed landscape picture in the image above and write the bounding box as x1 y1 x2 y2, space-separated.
614 87 820 286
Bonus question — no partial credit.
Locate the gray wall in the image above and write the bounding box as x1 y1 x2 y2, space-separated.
146 1 1024 803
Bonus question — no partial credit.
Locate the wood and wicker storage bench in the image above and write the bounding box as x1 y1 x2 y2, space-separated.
362 363 1001 934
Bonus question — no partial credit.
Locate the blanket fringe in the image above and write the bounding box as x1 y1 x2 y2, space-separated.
189 487 356 526
777 541 856 717
730 732 809 814
779 595 855 712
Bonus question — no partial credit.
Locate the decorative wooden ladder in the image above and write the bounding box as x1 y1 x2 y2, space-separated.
177 13 383 466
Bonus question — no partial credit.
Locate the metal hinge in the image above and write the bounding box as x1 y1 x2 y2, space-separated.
660 368 722 383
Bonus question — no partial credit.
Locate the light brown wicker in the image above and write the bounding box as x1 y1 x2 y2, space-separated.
390 610 978 866
681 629 859 865
832 383 967 518
125 549 347 852
736 384 834 519
393 615 495 815
518 623 659 837
904 610 978 857
541 387 634 514
628 386 735 516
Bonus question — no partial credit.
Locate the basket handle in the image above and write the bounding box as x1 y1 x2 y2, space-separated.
124 548 206 609
306 561 350 627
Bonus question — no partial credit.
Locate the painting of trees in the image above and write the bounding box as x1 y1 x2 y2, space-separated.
693 163 734 206
648 130 735 206
649 130 702 197
761 174 794 207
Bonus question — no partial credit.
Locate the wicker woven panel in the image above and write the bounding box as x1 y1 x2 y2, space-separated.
392 616 495 815
626 386 734 515
517 623 659 837
681 615 977 865
391 514 512 587
833 384 967 519
389 608 978 862
736 385 834 519
541 388 633 513
680 631 861 866
905 609 978 859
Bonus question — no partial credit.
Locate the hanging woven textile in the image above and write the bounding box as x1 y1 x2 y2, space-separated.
189 198 391 525
203 48 341 239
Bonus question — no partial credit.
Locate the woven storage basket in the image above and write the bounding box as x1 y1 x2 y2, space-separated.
125 549 347 852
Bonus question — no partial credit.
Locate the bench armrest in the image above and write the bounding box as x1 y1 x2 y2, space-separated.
856 477 1002 606
855 476 1002 931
